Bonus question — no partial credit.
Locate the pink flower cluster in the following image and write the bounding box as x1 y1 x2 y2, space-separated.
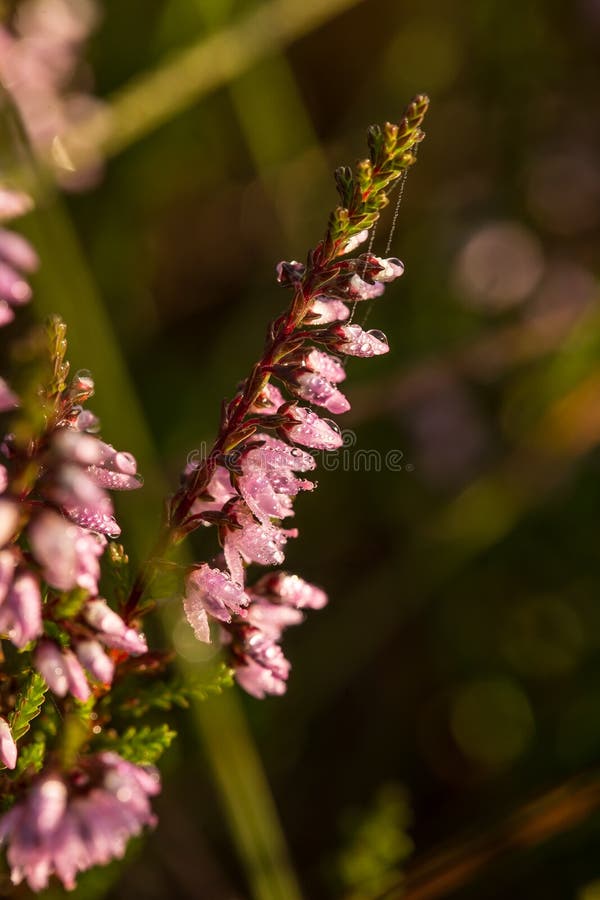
0 0 104 187
181 240 404 695
0 188 39 329
0 369 146 765
0 752 160 892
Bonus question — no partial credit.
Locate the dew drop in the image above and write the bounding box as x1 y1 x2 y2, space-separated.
367 329 389 346
322 418 341 435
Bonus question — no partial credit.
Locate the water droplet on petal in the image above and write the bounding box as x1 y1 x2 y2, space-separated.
367 329 389 346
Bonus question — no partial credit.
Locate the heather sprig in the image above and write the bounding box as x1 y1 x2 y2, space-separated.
123 93 429 697
0 93 429 891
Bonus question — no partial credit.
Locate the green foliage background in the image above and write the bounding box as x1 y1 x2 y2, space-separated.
5 0 600 897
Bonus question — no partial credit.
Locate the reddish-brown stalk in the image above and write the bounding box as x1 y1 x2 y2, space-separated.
123 94 429 622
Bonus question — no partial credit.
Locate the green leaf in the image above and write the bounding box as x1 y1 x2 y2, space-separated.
98 724 176 766
8 672 47 742
337 785 414 899
114 663 234 719
13 736 46 778
52 588 88 621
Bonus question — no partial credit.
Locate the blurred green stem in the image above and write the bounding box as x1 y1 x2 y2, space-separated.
55 0 365 172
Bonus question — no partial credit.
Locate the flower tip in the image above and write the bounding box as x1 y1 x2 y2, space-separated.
0 718 17 770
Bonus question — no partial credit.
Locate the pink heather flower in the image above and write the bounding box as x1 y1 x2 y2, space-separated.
236 436 315 523
0 229 40 273
34 642 70 696
184 564 250 639
253 571 328 610
305 349 346 384
49 463 121 537
223 506 298 586
239 439 314 522
245 598 303 639
250 383 286 415
0 0 104 189
87 445 142 491
183 594 210 642
0 188 33 222
282 406 344 450
74 639 114 684
371 255 405 282
0 754 160 892
275 259 305 284
0 228 39 323
292 372 350 414
347 274 385 300
234 655 288 698
62 649 91 701
237 469 310 524
29 510 105 593
52 430 102 465
243 435 316 474
0 500 19 547
342 228 370 254
0 571 43 649
189 465 235 517
34 641 90 701
234 633 291 699
53 432 143 492
0 717 17 770
82 599 147 655
73 408 100 432
308 296 350 325
0 551 15 598
0 377 19 412
0 466 7 494
225 571 328 698
47 431 142 537
331 324 389 358
224 595 304 697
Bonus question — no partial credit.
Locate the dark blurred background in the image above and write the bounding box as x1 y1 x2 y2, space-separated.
7 0 600 897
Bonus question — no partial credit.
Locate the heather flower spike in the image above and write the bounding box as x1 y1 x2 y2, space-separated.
153 93 429 695
0 91 428 891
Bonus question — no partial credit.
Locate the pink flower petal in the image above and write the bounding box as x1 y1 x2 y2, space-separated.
185 564 249 628
332 324 389 357
305 349 346 383
0 717 17 769
283 407 343 450
308 297 350 325
292 372 350 414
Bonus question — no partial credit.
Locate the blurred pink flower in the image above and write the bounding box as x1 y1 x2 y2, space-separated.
0 753 160 892
29 510 105 593
83 599 147 656
0 717 17 770
34 641 90 701
0 569 42 649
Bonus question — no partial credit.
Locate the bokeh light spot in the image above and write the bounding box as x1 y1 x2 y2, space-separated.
501 596 585 678
454 221 544 311
450 678 534 768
